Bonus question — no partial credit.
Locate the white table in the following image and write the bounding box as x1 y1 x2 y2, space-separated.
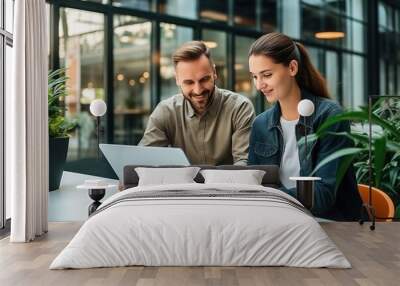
48 172 119 221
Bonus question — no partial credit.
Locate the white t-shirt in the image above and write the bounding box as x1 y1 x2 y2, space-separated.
279 117 301 189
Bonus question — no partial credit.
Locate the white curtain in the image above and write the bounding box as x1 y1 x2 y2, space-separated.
7 0 48 242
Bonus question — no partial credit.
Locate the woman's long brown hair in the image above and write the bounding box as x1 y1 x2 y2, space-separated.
248 32 330 99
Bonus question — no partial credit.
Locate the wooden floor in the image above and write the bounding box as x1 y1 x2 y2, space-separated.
0 222 399 286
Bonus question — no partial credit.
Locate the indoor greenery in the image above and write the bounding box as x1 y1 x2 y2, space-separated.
309 98 400 218
48 68 77 137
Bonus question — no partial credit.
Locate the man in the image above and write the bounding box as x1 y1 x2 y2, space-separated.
139 41 255 165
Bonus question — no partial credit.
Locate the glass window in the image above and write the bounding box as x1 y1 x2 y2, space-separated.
200 0 228 23
325 51 338 101
352 55 365 108
113 0 154 11
281 0 300 38
84 0 109 3
202 29 227 89
342 54 366 108
397 64 400 94
261 0 277 33
396 10 400 33
302 6 347 50
397 34 400 62
59 8 104 161
349 20 366 53
307 46 324 72
388 63 395 95
235 36 258 109
379 2 394 31
302 0 323 5
113 15 151 145
349 0 366 22
326 0 346 15
5 43 12 219
159 0 197 19
160 23 193 100
380 59 387 95
234 0 256 28
5 0 14 33
301 5 323 42
379 27 387 56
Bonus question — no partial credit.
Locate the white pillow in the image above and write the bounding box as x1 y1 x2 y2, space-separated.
200 169 266 185
135 167 200 186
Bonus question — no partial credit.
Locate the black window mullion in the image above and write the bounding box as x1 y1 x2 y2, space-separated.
0 33 4 230
227 0 235 92
255 0 262 31
227 33 234 92
228 0 234 26
337 51 343 105
367 0 379 96
150 20 161 108
105 10 114 143
49 3 59 70
194 23 201 40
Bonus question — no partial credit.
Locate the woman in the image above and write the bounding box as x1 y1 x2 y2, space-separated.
248 32 361 220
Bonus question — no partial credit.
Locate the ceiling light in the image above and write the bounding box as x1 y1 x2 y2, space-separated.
315 32 345 40
203 41 218 49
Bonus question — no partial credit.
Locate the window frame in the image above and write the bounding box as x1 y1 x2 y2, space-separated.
1 0 14 232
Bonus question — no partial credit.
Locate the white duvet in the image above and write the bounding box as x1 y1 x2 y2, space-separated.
50 183 350 269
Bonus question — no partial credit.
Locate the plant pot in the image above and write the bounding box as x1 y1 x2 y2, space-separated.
49 137 69 191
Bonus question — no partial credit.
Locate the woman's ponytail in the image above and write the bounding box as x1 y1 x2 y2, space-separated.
295 42 330 99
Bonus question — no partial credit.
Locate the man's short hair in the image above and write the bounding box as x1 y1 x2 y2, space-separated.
172 41 214 67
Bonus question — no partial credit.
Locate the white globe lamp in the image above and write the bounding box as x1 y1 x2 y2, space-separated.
90 99 107 117
89 99 107 158
290 99 319 210
298 99 315 117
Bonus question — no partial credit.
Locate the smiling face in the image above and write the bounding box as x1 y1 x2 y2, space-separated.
175 54 217 115
248 54 298 103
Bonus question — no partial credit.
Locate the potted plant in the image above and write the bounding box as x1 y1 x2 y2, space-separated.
48 68 77 191
308 98 400 218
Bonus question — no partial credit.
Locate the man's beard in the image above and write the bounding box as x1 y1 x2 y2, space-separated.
181 84 216 114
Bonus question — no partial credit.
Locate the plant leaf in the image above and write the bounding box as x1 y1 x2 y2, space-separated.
310 147 364 176
317 111 400 141
335 154 357 191
395 205 400 219
374 136 387 188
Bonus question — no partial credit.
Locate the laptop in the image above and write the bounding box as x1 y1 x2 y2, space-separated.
99 144 190 181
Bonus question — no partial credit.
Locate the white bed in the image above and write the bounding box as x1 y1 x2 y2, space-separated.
50 183 350 269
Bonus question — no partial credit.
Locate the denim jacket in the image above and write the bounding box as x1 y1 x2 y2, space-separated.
248 90 362 220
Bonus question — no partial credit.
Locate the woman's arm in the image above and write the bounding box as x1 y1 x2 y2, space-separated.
311 106 352 216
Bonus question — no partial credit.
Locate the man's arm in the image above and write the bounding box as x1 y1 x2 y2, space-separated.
139 105 170 146
232 100 255 165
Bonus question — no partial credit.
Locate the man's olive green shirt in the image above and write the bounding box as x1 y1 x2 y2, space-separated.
139 87 255 165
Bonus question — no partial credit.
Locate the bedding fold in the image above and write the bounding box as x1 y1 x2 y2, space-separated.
50 183 351 269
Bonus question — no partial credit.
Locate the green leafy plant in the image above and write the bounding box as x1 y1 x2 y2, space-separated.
309 98 400 218
48 68 77 137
